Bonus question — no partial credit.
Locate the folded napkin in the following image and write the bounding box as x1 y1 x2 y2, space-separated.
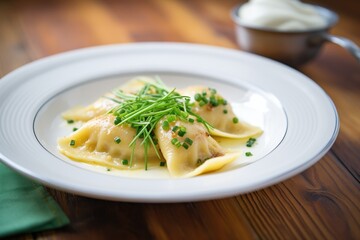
0 163 69 237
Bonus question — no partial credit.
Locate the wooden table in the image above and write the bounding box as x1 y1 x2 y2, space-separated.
1 0 359 239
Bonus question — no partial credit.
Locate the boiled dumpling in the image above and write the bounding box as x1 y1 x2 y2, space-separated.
62 93 117 122
58 114 161 169
58 79 262 177
180 86 262 139
154 116 240 177
62 76 158 122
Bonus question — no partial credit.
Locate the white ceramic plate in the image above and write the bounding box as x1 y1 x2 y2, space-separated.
0 43 338 202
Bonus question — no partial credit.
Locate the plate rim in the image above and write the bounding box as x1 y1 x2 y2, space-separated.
0 42 339 202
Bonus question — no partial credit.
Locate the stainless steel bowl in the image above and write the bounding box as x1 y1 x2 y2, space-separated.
231 4 360 66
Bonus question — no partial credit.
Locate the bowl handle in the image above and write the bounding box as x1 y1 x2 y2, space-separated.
323 34 360 62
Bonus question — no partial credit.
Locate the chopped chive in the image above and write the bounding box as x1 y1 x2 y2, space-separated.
245 152 253 157
114 116 121 125
178 127 187 137
122 159 129 165
162 121 170 130
222 100 228 105
72 127 78 132
160 161 166 167
210 100 218 107
107 168 111 171
172 126 179 132
171 138 181 148
232 117 239 124
199 101 206 107
246 137 256 147
182 143 189 149
167 115 176 122
188 118 194 123
69 140 75 146
209 96 218 106
223 109 228 114
67 119 74 124
181 111 189 118
184 137 193 145
194 93 202 101
114 136 121 144
178 130 186 137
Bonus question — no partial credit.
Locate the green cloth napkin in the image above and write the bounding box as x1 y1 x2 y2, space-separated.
0 163 69 237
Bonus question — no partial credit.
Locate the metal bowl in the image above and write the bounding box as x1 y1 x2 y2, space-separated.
231 4 360 66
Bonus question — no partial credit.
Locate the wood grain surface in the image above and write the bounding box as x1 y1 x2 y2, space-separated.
1 0 359 239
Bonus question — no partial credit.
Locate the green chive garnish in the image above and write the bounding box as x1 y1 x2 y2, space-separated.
160 161 166 167
182 143 189 149
246 138 256 147
194 93 202 101
114 136 121 144
184 137 193 146
114 116 121 125
223 109 228 114
122 159 129 165
245 152 253 157
178 127 186 137
67 119 74 124
72 127 78 132
172 126 179 132
70 140 75 146
171 138 181 148
107 77 212 169
233 117 239 124
162 121 170 130
194 88 225 108
167 115 176 122
180 111 189 118
209 96 218 106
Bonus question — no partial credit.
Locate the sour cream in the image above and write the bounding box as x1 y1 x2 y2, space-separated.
238 0 327 31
